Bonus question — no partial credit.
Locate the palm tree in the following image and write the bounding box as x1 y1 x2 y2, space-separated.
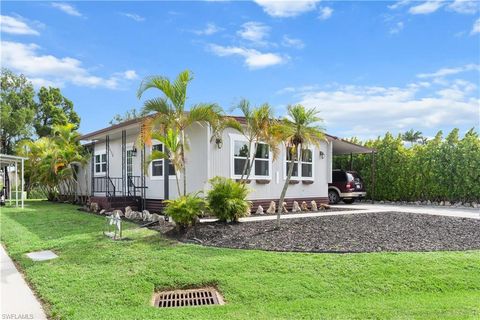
146 128 183 196
137 70 225 196
274 105 325 228
232 99 279 182
402 129 423 147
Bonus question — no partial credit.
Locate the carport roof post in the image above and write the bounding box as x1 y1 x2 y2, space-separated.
0 154 27 209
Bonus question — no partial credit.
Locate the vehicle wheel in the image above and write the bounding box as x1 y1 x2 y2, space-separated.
328 190 340 204
343 198 355 204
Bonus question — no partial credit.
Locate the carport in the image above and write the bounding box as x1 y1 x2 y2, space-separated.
0 154 27 208
326 135 376 203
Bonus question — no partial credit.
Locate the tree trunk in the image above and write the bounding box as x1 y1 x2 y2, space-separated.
239 140 253 182
181 130 187 196
174 169 181 197
276 146 297 229
245 143 258 181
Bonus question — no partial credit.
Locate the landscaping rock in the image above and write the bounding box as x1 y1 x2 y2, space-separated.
151 213 161 222
125 206 133 217
310 200 318 211
90 202 99 213
142 210 151 221
266 201 276 214
301 201 309 211
444 201 451 206
99 209 106 215
282 202 288 213
320 203 331 210
256 205 264 215
292 201 301 213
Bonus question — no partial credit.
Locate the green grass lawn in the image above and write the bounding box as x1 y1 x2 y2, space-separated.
1 201 479 319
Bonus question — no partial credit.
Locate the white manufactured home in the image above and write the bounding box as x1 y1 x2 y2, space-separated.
76 116 373 212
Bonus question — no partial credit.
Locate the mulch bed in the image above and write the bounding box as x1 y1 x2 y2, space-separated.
172 212 480 253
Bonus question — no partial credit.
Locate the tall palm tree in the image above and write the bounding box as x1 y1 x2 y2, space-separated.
232 99 279 182
274 105 325 228
137 70 225 195
402 129 423 147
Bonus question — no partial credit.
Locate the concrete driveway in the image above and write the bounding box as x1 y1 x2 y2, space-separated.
201 202 479 223
333 202 480 220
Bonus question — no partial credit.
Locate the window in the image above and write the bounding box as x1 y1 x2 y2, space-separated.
95 153 107 174
151 143 175 178
232 139 270 178
285 147 314 180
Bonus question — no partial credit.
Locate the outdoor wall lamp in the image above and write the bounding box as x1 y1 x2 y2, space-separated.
131 146 138 157
319 151 325 159
215 137 223 149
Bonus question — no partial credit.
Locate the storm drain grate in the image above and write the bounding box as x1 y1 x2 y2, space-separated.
153 288 223 308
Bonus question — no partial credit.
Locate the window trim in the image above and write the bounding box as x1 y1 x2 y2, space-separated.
283 145 315 181
229 134 272 180
150 140 177 180
94 152 107 176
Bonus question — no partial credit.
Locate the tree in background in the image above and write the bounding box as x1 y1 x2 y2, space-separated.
333 128 480 203
274 105 325 228
402 129 423 147
34 87 80 137
17 124 87 201
0 68 36 154
109 107 145 125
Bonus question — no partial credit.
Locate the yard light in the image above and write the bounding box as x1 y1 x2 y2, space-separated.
215 137 223 149
319 151 325 159
131 146 138 157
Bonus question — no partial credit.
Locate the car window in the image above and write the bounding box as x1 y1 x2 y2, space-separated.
332 171 346 182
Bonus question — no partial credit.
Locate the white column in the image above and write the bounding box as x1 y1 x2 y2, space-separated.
15 161 18 207
21 159 24 209
8 165 12 206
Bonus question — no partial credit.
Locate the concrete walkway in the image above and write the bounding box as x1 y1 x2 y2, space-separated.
1 245 47 320
200 203 479 223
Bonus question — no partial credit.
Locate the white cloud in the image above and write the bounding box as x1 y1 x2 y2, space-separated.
122 70 138 80
1 41 136 89
237 21 270 44
193 23 222 35
447 0 479 14
209 44 287 69
0 15 39 35
281 35 305 49
291 77 479 139
318 7 333 20
119 12 145 22
51 3 82 17
253 0 320 17
390 21 404 34
471 18 480 34
408 1 445 14
388 0 413 10
417 64 480 78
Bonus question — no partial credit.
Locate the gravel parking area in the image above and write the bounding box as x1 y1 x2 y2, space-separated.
180 212 480 253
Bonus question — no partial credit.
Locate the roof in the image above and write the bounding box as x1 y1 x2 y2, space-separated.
0 154 27 167
79 114 375 154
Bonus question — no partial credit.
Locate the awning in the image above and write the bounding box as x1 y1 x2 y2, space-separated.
326 134 375 155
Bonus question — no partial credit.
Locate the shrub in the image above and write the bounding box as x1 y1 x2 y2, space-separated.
206 177 251 222
164 192 206 229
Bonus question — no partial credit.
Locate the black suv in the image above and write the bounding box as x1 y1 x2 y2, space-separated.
328 170 366 204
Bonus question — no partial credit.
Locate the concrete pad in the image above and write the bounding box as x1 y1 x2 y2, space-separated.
26 250 58 262
1 245 47 320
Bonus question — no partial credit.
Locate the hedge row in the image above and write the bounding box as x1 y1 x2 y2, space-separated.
333 128 480 203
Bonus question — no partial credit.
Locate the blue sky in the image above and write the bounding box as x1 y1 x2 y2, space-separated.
1 0 479 140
